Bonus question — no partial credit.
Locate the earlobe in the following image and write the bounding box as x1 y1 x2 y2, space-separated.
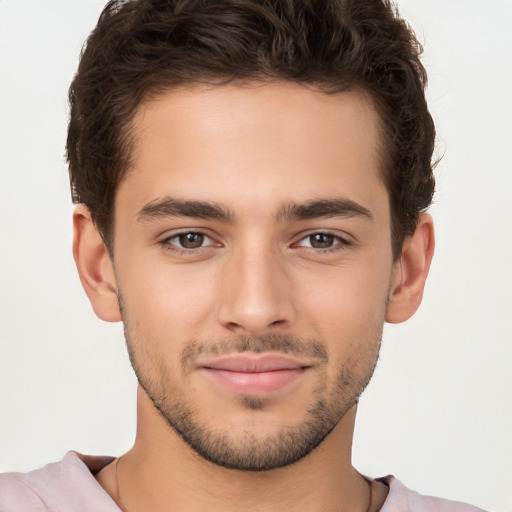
385 213 435 324
73 205 122 322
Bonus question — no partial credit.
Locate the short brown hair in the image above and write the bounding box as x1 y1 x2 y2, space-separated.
67 0 435 257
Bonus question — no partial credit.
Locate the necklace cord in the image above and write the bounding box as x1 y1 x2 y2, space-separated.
365 477 374 512
115 456 124 511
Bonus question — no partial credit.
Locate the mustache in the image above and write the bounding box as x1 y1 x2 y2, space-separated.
181 334 328 368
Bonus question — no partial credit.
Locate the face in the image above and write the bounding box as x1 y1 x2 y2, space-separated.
112 82 397 470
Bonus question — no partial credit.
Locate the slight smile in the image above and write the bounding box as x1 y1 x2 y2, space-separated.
200 354 311 396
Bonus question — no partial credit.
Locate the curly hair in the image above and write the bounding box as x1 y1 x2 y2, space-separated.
67 0 435 258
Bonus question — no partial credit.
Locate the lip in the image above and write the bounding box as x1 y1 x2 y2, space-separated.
200 354 310 396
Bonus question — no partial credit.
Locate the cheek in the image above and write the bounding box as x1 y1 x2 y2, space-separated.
296 263 390 349
117 258 219 344
301 261 390 315
303 276 387 384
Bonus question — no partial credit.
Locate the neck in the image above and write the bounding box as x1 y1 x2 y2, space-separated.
98 387 380 512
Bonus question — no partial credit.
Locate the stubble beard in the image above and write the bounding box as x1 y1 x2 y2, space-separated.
120 298 382 471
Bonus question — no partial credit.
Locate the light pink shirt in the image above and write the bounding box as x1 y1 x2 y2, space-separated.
0 452 486 511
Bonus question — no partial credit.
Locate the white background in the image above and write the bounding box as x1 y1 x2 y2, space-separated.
0 1 511 510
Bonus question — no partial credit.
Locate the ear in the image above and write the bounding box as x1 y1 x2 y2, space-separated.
385 212 435 324
73 205 122 322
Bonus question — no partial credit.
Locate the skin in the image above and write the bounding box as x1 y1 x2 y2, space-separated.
73 81 434 512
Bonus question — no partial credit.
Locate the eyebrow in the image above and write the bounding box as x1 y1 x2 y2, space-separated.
137 197 234 222
276 198 373 222
136 196 372 223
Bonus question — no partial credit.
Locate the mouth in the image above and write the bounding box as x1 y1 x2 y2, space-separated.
199 354 311 396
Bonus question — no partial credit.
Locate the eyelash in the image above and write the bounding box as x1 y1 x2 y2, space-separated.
293 232 352 253
161 232 218 254
160 231 352 255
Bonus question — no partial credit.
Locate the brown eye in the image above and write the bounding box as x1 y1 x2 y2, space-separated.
162 231 218 254
295 232 349 252
178 232 205 248
309 233 335 248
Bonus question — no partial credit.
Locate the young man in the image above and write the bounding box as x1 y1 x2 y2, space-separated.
0 0 487 511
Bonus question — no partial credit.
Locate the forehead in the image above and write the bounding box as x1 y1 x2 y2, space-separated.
118 81 386 219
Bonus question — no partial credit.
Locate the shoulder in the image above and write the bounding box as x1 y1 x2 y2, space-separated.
378 475 487 512
0 452 119 512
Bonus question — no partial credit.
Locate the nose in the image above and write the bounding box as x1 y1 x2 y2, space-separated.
216 245 294 336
